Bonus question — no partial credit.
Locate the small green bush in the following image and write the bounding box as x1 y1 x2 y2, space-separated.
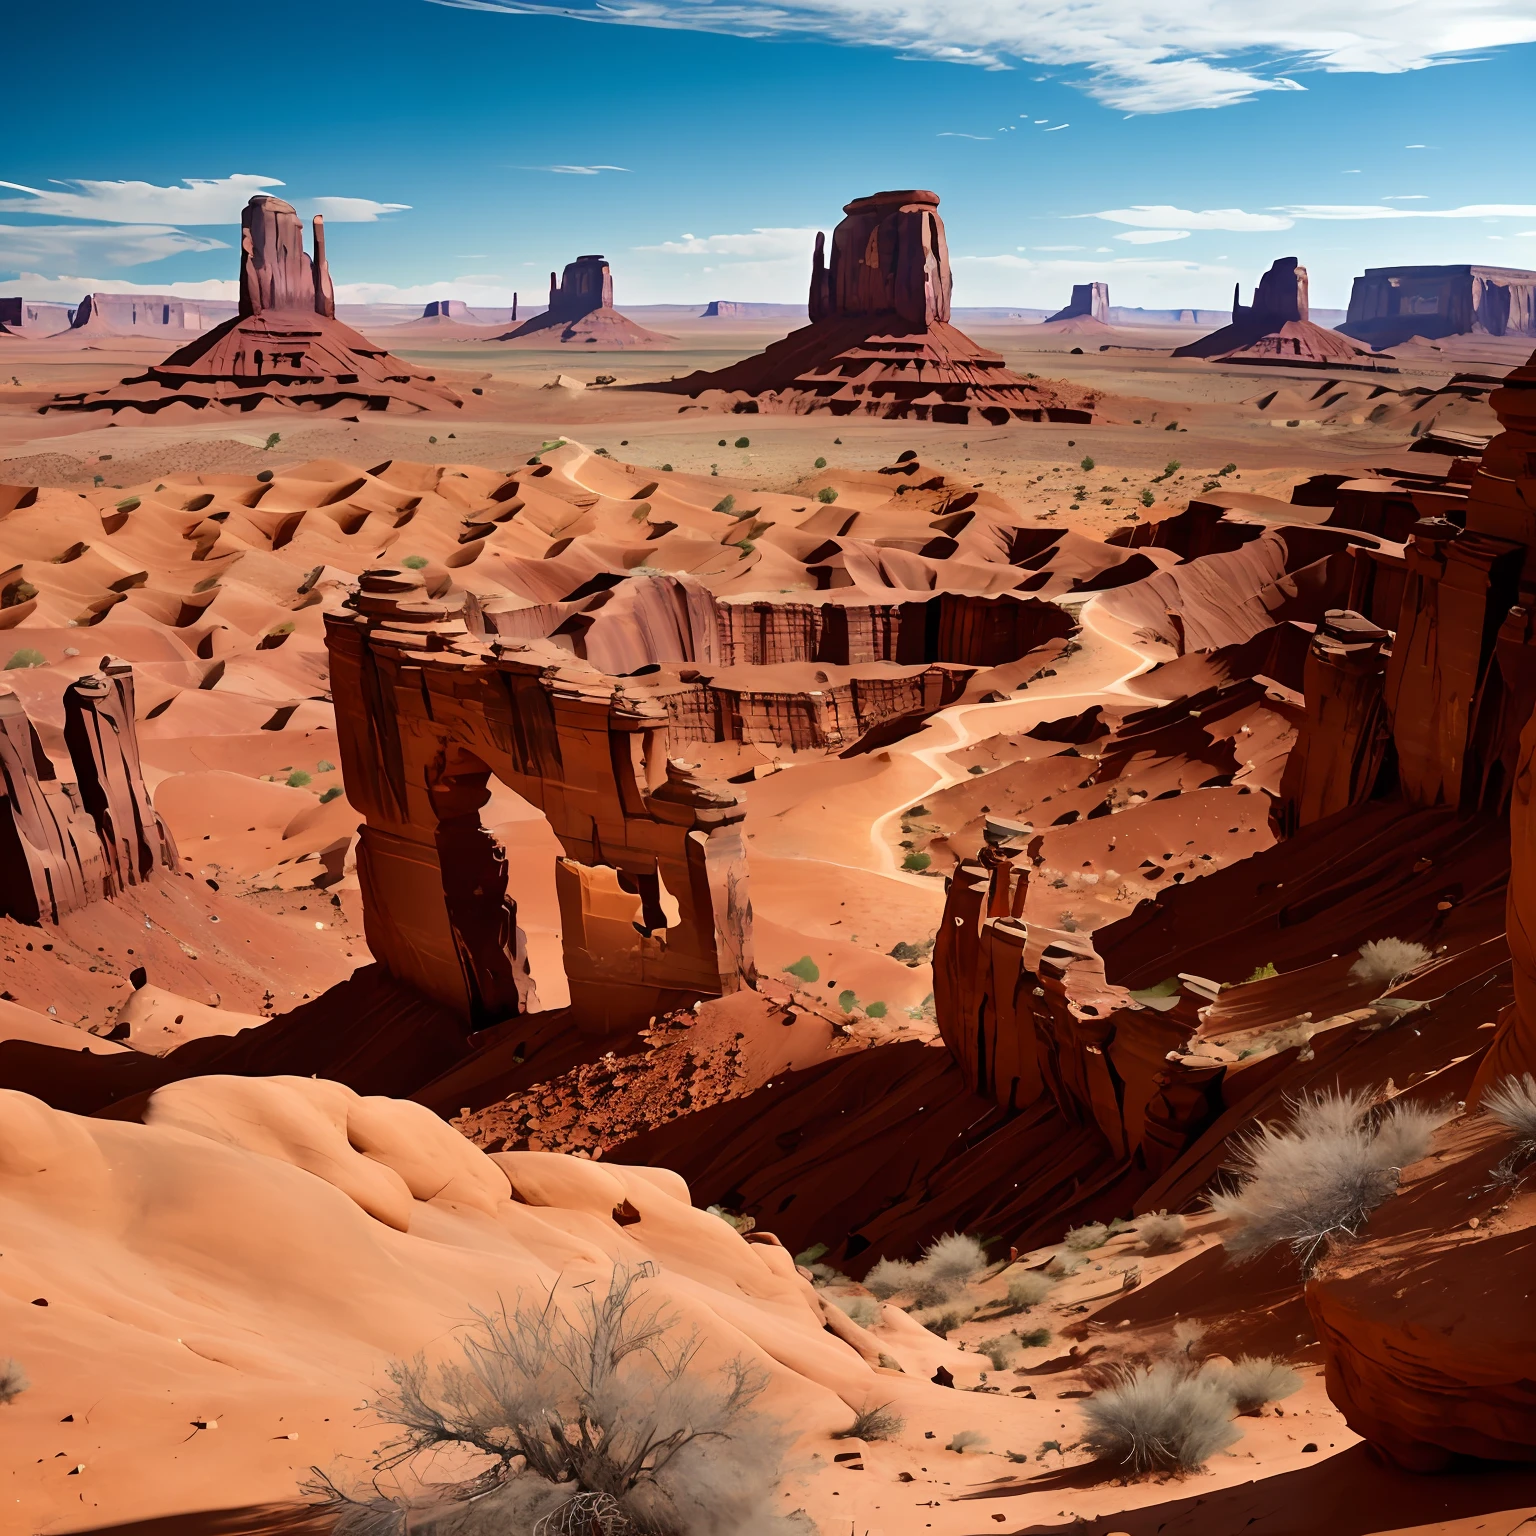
1019 1327 1052 1348
784 955 820 983
714 494 736 514
837 989 859 1014
734 436 750 448
814 456 827 468
264 432 281 450
817 487 839 504
865 1000 888 1018
5 648 46 670
286 769 312 788
319 786 345 804
661 463 673 472
902 851 932 872
401 555 428 570
1140 488 1155 507
1079 455 1095 471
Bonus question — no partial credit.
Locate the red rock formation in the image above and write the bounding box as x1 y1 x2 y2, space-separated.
492 254 674 347
46 197 460 416
1342 262 1536 348
0 661 174 923
326 569 753 1030
1045 282 1109 326
1174 258 1388 369
642 190 1098 423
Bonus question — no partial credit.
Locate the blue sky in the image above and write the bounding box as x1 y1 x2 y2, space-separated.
4 0 1536 312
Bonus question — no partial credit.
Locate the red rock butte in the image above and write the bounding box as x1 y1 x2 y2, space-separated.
44 196 461 416
642 189 1097 423
492 254 675 347
1174 256 1389 370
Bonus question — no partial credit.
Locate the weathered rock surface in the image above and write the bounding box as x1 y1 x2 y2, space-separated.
0 660 175 922
1342 263 1536 348
1175 257 1388 369
643 190 1098 423
493 254 674 347
46 197 461 416
1042 281 1110 329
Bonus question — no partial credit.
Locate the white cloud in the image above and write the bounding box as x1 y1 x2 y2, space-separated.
938 132 993 139
636 227 817 259
0 174 283 224
1276 202 1536 220
1381 194 1427 200
537 164 631 174
7 271 537 307
1044 122 1070 131
0 224 228 268
11 272 242 302
1090 204 1295 231
309 196 411 222
427 0 1536 112
954 250 1240 305
1116 228 1189 243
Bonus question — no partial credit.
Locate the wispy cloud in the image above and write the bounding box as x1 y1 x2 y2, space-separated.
426 0 1536 112
636 227 816 259
938 131 992 139
1277 201 1536 220
9 271 535 307
309 196 411 222
1044 122 1070 131
1116 228 1189 242
534 164 631 175
0 174 283 224
1087 201 1536 232
0 223 228 268
1089 205 1294 232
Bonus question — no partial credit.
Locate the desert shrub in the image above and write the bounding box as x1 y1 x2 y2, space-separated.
1216 1356 1303 1415
1079 455 1095 471
1044 1254 1082 1279
1481 1072 1536 1183
1006 1270 1053 1310
1170 1320 1207 1361
287 769 312 788
782 955 820 984
864 1257 920 1298
706 1204 755 1235
834 1402 903 1441
902 851 932 872
1210 1090 1449 1271
320 786 345 804
946 1430 988 1454
661 463 673 472
1349 937 1431 987
921 1302 978 1336
0 1358 26 1405
5 648 46 669
713 494 736 514
977 1335 1015 1371
312 1265 796 1536
734 437 750 448
1063 1221 1109 1252
921 1232 988 1289
1019 1327 1052 1348
1080 1362 1239 1475
401 555 428 570
817 487 838 504
828 1294 880 1329
317 759 336 773
1137 1212 1187 1253
814 456 827 468
264 432 281 449
1139 488 1154 506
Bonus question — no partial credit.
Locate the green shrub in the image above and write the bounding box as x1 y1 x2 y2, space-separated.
784 955 820 983
286 769 312 788
838 989 859 1014
817 487 838 504
5 648 46 670
264 432 281 450
865 1000 887 1018
1079 455 1095 471
319 786 345 804
401 555 428 570
734 436 750 448
714 494 736 514
1019 1327 1052 1348
814 456 827 468
1140 488 1155 507
902 851 932 872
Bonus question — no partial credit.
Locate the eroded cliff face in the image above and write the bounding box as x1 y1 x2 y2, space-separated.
47 196 460 416
326 569 753 1030
0 660 175 922
644 188 1097 424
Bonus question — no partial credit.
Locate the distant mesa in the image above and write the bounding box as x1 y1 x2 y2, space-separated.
641 188 1097 423
1172 257 1388 370
423 299 467 319
700 300 808 319
0 297 73 336
44 196 462 416
1037 281 1113 335
1340 263 1536 349
491 255 674 347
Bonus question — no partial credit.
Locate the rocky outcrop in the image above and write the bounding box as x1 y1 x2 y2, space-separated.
1046 282 1109 325
641 190 1098 423
492 254 674 347
326 569 753 1031
0 661 175 923
1174 257 1388 369
1342 263 1536 348
47 197 461 416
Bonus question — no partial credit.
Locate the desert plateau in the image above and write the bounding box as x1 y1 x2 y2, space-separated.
5 9 1536 1536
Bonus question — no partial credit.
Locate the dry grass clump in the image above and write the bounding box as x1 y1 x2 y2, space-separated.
1005 1270 1054 1310
920 1301 978 1337
827 1294 880 1329
976 1335 1016 1371
1348 938 1431 987
0 1358 26 1406
1215 1356 1303 1415
861 1232 991 1307
1063 1221 1110 1252
1136 1211 1187 1254
833 1402 904 1441
1210 1089 1450 1271
1080 1362 1240 1475
1482 1073 1536 1183
312 1265 799 1536
946 1429 989 1454
863 1257 920 1299
1044 1253 1083 1279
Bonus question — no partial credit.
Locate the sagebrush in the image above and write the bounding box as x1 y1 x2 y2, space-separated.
1210 1090 1449 1271
834 1402 903 1441
1482 1073 1536 1183
1217 1356 1303 1415
311 1265 799 1536
1137 1212 1187 1253
1005 1270 1053 1310
0 1358 25 1406
1349 938 1431 987
1080 1363 1240 1475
